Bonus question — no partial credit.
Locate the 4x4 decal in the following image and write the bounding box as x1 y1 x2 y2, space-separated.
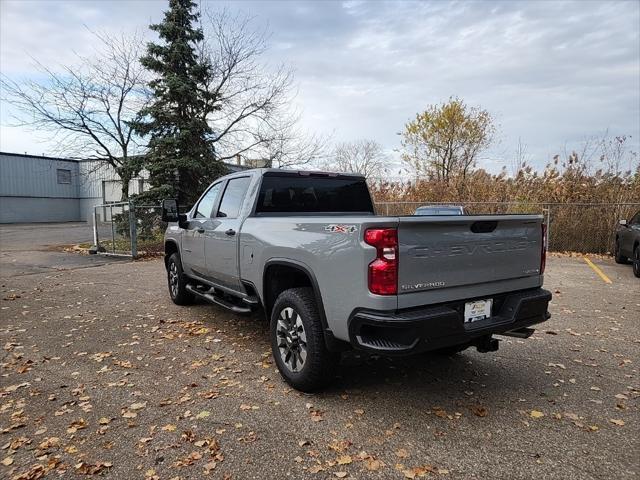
324 224 358 234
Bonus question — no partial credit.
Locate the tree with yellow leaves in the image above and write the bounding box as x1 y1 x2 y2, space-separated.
401 97 495 191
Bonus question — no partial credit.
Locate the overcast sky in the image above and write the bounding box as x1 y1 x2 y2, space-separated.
1 0 639 174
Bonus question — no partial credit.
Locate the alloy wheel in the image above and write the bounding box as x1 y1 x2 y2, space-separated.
168 261 179 298
276 307 307 373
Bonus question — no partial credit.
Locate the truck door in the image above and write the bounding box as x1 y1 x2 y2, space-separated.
205 176 251 291
181 182 223 278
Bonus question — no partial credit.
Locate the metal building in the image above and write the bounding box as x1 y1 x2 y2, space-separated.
1 153 81 222
0 152 246 223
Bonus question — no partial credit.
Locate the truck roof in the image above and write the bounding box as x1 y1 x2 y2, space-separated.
223 167 366 180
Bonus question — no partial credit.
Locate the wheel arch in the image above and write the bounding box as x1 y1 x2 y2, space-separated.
164 240 180 269
262 260 327 327
262 259 348 352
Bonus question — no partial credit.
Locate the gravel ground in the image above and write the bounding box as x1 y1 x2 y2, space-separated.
0 231 638 479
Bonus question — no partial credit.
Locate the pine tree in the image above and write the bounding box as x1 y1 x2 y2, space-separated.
135 0 225 205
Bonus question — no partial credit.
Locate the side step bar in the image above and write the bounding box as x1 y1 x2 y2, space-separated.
242 296 260 307
186 284 252 314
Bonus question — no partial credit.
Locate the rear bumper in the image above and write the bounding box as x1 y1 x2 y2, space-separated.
348 288 552 354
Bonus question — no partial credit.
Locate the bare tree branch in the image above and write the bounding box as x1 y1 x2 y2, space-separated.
199 8 321 168
320 139 388 178
1 30 149 199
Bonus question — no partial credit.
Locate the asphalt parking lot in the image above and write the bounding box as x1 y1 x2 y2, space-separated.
0 224 638 479
0 223 122 277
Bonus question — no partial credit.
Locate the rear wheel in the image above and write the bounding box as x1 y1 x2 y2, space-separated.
614 238 628 264
167 253 194 305
270 287 339 392
633 246 640 278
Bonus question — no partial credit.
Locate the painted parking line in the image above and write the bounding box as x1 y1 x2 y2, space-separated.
583 256 613 284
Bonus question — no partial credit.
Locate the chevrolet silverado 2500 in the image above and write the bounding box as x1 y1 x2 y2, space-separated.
162 169 552 391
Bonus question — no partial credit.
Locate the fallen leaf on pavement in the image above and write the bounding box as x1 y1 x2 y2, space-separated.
365 458 384 471
67 418 88 433
75 461 112 475
471 406 488 417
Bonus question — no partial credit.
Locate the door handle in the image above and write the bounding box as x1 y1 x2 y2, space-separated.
225 229 236 236
196 227 205 233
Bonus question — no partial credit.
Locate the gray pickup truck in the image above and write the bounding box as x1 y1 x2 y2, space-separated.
161 169 551 391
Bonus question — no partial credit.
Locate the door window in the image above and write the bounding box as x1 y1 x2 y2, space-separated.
195 182 223 218
217 177 251 218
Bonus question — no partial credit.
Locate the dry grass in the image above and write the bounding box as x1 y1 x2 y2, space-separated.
369 162 639 254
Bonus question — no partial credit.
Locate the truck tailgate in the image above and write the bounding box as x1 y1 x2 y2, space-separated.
397 215 543 297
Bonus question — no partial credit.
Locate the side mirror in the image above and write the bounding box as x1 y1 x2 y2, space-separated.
619 219 628 227
161 199 179 222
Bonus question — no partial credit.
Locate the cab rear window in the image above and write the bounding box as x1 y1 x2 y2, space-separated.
256 174 374 214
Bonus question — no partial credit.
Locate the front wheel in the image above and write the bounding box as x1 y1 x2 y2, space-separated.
167 253 194 305
270 288 339 392
633 246 640 278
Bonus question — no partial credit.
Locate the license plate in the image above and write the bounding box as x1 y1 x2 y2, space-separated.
464 299 493 323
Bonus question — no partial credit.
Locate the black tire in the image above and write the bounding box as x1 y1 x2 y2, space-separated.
431 343 470 356
270 287 339 392
167 253 194 305
633 246 640 278
614 238 628 264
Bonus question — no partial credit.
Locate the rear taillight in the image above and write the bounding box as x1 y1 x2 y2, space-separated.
364 228 398 295
540 223 547 274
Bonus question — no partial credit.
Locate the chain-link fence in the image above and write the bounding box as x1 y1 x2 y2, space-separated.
93 201 638 257
92 202 166 258
376 201 639 254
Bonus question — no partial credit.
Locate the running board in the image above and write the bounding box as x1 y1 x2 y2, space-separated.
242 296 260 306
186 284 252 314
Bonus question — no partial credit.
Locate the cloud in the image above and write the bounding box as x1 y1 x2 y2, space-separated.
1 0 638 172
